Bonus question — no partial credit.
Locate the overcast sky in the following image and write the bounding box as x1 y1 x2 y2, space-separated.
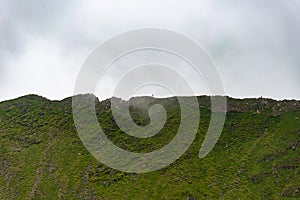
0 0 299 101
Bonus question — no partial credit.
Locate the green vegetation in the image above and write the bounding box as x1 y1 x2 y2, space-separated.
0 94 299 199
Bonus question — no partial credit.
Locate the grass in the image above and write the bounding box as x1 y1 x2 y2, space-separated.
0 94 299 199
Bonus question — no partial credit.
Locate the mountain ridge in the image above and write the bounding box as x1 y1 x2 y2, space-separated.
2 94 299 116
0 94 299 199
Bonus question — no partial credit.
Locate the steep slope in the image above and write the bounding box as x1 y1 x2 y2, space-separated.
0 95 299 199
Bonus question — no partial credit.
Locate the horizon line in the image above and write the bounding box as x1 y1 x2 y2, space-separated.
1 93 300 104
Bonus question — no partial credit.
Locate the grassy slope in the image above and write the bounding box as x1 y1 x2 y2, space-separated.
0 95 299 199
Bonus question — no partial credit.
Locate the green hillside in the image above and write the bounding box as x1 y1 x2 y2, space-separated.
0 94 299 199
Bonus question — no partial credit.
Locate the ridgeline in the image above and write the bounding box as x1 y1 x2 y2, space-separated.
0 94 299 199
